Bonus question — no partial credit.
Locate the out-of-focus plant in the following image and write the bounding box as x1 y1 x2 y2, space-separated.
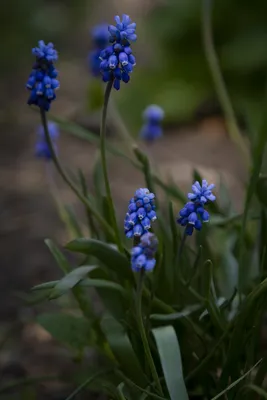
18 3 267 400
116 0 267 131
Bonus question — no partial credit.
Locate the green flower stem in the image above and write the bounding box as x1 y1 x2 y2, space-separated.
40 108 115 241
100 81 123 252
108 96 136 151
136 270 164 396
202 0 250 167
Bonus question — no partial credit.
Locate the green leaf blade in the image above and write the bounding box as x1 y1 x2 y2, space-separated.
152 326 188 400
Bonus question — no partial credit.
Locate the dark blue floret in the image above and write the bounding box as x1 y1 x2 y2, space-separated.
131 232 158 272
99 14 137 90
177 180 215 236
26 41 59 111
32 40 58 62
35 122 59 160
140 105 165 142
108 14 137 45
124 188 156 238
188 180 216 203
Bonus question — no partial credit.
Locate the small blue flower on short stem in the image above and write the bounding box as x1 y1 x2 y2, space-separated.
35 122 59 160
124 188 156 238
88 24 109 77
99 14 137 90
26 41 59 111
140 105 165 142
177 180 216 236
131 232 158 272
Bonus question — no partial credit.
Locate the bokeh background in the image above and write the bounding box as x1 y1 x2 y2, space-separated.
1 0 267 398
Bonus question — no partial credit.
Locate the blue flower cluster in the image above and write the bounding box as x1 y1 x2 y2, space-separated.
124 188 156 238
177 180 216 236
100 14 137 90
88 24 109 77
131 232 158 272
140 105 165 141
26 41 59 111
35 122 59 160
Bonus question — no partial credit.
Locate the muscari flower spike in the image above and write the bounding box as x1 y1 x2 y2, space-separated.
177 180 216 236
35 121 59 160
124 188 156 238
26 40 59 111
140 105 165 142
99 14 137 90
88 24 109 77
131 232 158 272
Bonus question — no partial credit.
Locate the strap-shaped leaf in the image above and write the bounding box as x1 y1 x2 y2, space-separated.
66 238 133 282
152 326 188 400
49 265 97 299
32 278 127 296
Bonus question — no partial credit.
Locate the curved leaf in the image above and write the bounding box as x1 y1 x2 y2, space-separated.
66 238 133 282
33 278 127 296
49 265 97 299
152 326 188 400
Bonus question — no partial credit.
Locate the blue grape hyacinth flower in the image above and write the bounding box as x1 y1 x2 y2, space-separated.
140 105 165 141
177 180 216 236
88 24 109 77
124 188 156 238
188 180 216 203
35 121 59 160
99 14 137 90
26 40 59 111
131 232 158 272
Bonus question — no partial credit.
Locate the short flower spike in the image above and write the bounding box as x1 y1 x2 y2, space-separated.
26 41 59 111
99 14 137 90
177 180 216 236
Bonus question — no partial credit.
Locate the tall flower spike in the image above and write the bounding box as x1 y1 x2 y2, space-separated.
177 180 215 236
140 105 165 142
26 41 59 111
88 24 109 77
35 121 59 160
124 188 156 239
99 14 137 90
131 232 158 272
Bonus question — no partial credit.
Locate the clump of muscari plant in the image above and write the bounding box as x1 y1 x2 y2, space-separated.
25 9 267 400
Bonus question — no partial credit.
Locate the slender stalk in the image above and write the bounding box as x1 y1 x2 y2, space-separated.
202 0 250 167
108 95 136 150
100 81 123 251
136 270 163 396
40 108 115 240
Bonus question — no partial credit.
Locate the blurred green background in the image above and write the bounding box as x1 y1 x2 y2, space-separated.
3 0 267 130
